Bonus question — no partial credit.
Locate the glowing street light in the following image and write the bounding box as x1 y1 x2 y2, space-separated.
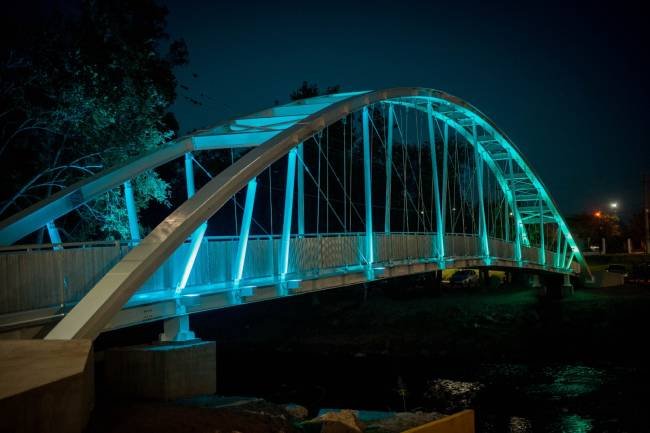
610 202 618 209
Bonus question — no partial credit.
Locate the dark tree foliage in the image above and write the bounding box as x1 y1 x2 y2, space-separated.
0 0 188 241
566 212 623 251
290 81 340 101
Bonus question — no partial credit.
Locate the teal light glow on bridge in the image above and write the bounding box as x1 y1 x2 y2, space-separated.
0 88 590 341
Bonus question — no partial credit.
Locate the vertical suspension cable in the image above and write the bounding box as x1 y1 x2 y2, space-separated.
231 149 238 234
316 133 321 235
343 116 347 232
268 165 273 234
326 125 329 233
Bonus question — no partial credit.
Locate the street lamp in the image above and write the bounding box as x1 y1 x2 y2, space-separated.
610 202 618 209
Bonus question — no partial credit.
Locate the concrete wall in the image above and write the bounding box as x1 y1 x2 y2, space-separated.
0 340 94 433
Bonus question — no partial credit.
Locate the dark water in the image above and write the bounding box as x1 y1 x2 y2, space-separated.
211 349 647 433
97 282 650 432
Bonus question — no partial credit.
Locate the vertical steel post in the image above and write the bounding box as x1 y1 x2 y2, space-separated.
427 102 445 265
538 198 546 266
561 237 568 268
362 107 374 270
175 152 208 294
508 160 522 264
176 224 207 294
279 148 297 278
297 142 305 236
234 179 257 284
505 200 510 243
184 153 195 198
46 220 63 250
472 124 490 260
441 123 449 243
555 227 562 268
384 104 394 233
645 174 650 253
123 180 140 243
565 250 575 270
164 152 206 342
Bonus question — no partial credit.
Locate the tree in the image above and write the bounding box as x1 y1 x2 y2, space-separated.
290 81 340 101
0 0 188 241
566 211 623 251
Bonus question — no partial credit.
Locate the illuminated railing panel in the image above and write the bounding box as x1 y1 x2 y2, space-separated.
0 233 578 317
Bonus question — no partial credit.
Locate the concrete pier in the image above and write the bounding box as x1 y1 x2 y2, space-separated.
104 340 216 400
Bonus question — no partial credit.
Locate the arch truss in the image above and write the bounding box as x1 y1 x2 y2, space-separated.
0 88 590 340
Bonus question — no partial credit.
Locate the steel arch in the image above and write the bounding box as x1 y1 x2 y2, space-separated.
7 87 587 340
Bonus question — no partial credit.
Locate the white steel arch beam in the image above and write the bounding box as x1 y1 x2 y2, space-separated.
0 92 368 246
39 88 588 340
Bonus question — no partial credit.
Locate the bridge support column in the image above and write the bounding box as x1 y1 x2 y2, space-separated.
530 273 542 288
362 107 374 277
123 180 140 244
562 273 574 297
168 153 206 340
479 268 490 288
159 305 196 342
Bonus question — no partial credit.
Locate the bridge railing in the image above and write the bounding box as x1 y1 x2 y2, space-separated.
0 233 578 317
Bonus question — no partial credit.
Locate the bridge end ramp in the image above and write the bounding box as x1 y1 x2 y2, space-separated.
0 339 94 433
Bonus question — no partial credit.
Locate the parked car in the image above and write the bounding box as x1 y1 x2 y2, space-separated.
628 262 650 285
449 269 479 288
606 263 628 277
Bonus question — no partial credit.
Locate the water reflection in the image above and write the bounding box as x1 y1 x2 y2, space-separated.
509 416 532 433
528 365 606 400
552 414 593 433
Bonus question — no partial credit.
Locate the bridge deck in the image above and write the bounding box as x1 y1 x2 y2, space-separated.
0 233 578 333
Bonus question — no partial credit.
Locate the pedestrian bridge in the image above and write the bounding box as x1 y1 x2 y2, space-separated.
0 88 589 340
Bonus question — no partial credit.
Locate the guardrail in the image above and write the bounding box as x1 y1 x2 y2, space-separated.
0 233 577 317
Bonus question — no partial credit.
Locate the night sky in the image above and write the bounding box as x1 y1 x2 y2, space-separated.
162 0 649 219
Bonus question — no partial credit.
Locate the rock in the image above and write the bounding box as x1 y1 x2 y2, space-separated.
305 409 364 433
284 403 309 420
425 379 482 411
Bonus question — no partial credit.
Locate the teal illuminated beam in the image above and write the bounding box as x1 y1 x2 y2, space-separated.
297 143 305 236
362 107 374 272
175 152 208 295
233 179 257 284
384 105 394 233
279 148 297 279
123 180 140 244
441 123 449 244
427 102 444 265
46 220 63 250
539 199 546 266
472 124 490 260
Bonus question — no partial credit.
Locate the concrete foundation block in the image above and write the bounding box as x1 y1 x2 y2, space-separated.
0 339 94 433
104 340 216 400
